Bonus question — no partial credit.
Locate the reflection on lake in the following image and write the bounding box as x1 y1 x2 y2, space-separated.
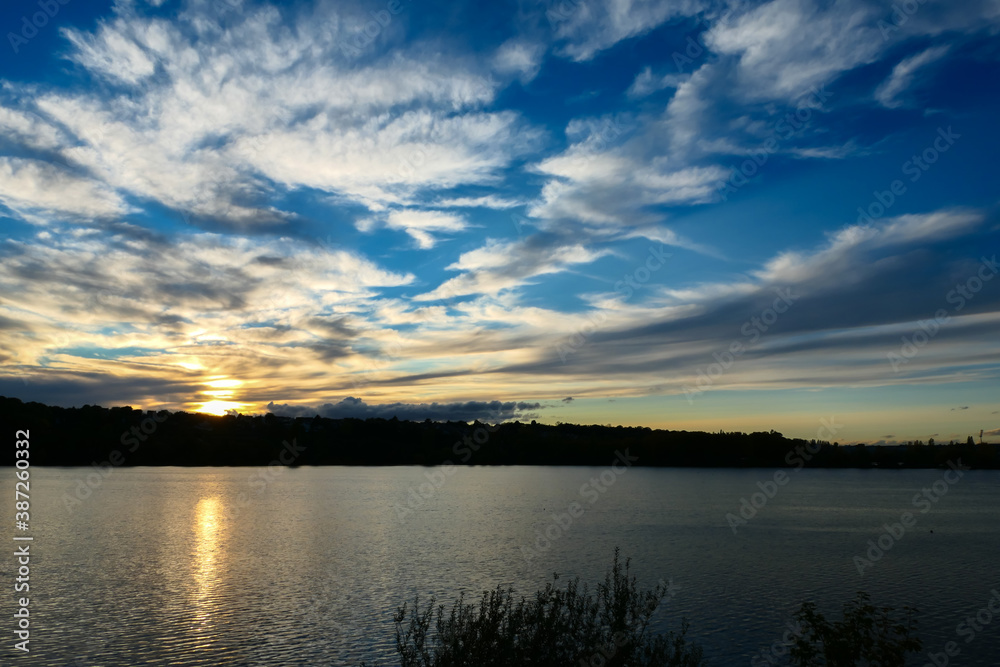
1 466 998 665
192 496 223 645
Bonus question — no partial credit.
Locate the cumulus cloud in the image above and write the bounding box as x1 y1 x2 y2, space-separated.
266 397 542 422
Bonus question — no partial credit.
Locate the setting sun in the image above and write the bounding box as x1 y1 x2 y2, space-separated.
197 400 243 416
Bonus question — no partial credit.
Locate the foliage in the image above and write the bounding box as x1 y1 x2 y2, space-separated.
788 591 921 667
379 548 704 667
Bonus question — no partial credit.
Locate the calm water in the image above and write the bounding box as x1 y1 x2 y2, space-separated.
2 466 998 666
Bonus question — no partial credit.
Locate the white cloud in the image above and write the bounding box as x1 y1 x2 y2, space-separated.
432 195 523 209
416 236 609 300
63 19 157 85
875 46 950 108
0 158 131 222
8 6 535 228
0 107 65 151
753 209 984 284
552 0 707 61
383 209 468 249
626 66 687 98
706 0 883 100
493 39 546 83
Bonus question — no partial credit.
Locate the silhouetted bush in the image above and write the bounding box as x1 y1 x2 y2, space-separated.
788 591 921 666
369 548 703 667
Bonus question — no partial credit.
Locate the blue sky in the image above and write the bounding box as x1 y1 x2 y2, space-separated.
0 0 998 442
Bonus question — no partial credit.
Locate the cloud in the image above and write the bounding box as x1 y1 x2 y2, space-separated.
875 46 950 108
432 195 523 209
415 234 610 300
453 207 1000 398
551 0 707 62
951 406 970 411
705 0 884 100
63 19 158 85
0 224 414 407
0 5 539 229
266 397 542 422
562 396 574 402
0 158 131 222
493 39 546 83
381 209 469 249
529 119 729 228
626 66 687 98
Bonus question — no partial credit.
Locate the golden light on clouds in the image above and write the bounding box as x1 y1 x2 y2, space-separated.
196 378 245 415
197 400 244 416
206 379 242 389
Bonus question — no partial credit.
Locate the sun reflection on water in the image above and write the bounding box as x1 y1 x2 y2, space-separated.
192 496 225 639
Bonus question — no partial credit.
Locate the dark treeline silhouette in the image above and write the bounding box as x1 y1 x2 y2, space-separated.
2 396 997 468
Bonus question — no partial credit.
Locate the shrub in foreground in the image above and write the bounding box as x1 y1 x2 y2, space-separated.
789 591 921 666
376 548 703 667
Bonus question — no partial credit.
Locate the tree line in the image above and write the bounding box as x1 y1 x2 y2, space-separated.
1 396 996 468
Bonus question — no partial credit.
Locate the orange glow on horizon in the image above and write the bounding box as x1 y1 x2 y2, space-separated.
197 400 244 416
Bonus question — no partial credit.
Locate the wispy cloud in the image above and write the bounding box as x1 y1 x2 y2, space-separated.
876 46 950 108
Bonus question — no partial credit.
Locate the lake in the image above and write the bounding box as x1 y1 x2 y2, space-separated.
2 465 998 666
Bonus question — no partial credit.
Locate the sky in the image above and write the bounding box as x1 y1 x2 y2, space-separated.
0 0 998 443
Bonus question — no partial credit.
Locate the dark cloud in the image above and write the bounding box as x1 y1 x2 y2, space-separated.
307 316 358 338
0 371 194 409
266 397 543 422
562 396 574 403
951 406 969 411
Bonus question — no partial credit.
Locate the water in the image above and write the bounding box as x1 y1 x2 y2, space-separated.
2 465 998 666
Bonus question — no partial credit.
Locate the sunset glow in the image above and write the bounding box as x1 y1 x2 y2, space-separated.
0 0 997 443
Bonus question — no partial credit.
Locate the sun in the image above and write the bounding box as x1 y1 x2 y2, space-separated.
197 400 244 416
